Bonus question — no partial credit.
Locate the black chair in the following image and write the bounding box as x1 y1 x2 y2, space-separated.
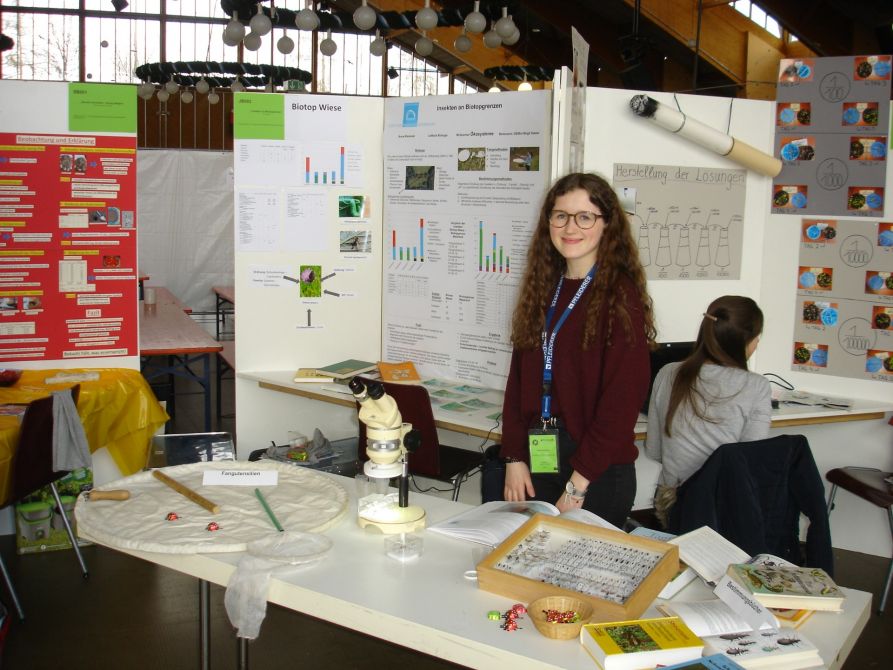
0 385 89 621
355 379 484 501
667 434 833 574
826 466 893 614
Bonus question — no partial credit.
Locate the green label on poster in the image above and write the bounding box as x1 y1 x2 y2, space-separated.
234 93 285 140
68 83 136 133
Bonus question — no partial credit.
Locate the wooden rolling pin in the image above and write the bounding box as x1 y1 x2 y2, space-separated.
85 489 130 501
152 469 221 514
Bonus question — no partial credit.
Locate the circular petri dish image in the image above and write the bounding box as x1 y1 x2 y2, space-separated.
805 225 821 240
781 143 800 161
803 303 820 322
800 271 817 288
849 141 865 159
886 276 893 290
796 108 811 125
884 357 893 373
856 61 873 78
870 141 887 159
810 349 828 367
247 530 333 565
773 190 790 207
779 108 796 124
842 107 860 125
820 308 838 326
793 347 811 364
457 149 470 162
791 192 807 209
848 193 866 209
816 272 832 288
874 61 891 77
862 108 878 125
866 193 883 210
866 357 883 373
823 226 837 240
107 207 120 225
797 64 812 79
879 230 893 247
798 145 815 160
875 312 891 330
867 274 884 291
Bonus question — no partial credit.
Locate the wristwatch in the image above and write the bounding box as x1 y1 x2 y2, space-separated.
565 480 587 500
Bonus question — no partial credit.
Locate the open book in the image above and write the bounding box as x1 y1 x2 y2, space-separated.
428 500 620 547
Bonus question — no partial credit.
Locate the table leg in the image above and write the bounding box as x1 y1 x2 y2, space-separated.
199 578 210 670
237 637 249 670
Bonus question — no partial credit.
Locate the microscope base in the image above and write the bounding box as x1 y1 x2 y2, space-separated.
358 505 426 534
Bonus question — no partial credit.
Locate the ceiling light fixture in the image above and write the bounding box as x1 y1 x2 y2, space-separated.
464 1 486 34
353 0 377 31
415 0 438 31
111 0 128 12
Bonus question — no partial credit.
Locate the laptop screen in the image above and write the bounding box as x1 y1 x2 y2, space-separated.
642 341 696 415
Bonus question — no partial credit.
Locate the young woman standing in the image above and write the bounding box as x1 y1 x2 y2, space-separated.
500 173 655 529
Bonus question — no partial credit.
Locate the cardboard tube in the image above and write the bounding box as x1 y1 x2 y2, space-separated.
630 94 781 177
727 138 783 178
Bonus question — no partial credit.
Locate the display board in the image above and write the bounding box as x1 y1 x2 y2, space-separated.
380 92 552 389
233 93 383 372
0 82 139 365
614 162 746 281
773 55 890 217
792 217 893 382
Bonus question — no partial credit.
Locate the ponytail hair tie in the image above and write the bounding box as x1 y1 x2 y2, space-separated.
703 312 718 322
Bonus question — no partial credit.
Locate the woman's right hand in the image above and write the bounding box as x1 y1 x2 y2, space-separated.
504 461 535 501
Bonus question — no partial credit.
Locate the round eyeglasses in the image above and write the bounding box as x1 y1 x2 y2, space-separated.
548 210 603 229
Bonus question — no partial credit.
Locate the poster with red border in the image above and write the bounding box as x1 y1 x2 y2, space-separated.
0 132 138 361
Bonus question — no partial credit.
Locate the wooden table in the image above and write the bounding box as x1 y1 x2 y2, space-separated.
0 368 168 502
212 285 234 340
78 472 871 670
139 287 222 431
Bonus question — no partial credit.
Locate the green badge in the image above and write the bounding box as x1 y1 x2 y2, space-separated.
527 430 559 473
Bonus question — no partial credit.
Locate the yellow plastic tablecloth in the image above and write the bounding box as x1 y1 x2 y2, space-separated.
0 368 169 502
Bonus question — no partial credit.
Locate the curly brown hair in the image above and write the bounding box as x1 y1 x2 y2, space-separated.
511 172 656 350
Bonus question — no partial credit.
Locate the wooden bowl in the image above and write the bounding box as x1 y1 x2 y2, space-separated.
528 595 593 641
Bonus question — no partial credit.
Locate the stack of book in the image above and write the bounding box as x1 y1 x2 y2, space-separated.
584 525 843 670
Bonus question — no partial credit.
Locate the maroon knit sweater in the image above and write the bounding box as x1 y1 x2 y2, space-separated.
501 275 650 483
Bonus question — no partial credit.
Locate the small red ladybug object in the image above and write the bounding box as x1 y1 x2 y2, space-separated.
165 512 179 521
206 522 220 531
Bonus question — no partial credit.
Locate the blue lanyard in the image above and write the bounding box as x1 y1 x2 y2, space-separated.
540 266 596 422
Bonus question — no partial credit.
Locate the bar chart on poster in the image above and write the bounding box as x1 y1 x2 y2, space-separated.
381 93 552 388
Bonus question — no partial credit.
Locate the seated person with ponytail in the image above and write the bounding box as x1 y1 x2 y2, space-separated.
644 296 772 527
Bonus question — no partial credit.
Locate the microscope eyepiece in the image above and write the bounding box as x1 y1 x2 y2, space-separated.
348 377 366 395
367 380 385 400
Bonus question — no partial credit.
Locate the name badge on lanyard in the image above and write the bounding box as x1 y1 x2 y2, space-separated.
527 267 596 473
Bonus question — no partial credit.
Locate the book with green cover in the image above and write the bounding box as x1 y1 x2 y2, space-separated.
579 616 704 670
727 563 844 612
314 359 377 380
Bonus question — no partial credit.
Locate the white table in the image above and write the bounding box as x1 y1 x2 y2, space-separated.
80 473 870 670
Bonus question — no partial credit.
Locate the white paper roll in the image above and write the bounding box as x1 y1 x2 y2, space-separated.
630 94 779 176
